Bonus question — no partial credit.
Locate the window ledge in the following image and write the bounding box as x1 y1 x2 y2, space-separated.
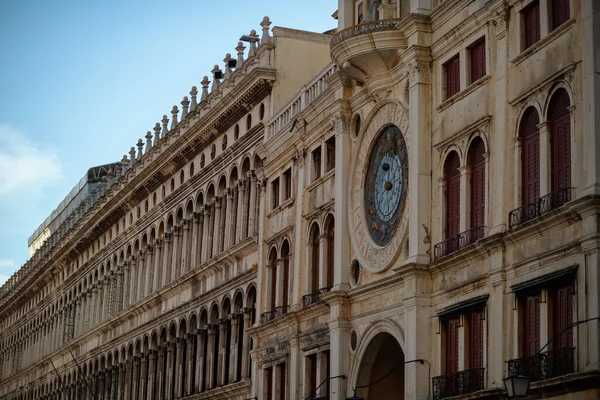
267 197 295 218
306 168 335 192
511 18 576 66
437 75 491 112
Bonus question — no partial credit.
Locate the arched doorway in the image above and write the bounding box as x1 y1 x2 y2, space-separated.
355 332 405 399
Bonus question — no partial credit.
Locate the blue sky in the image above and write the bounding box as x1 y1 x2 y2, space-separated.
0 0 337 285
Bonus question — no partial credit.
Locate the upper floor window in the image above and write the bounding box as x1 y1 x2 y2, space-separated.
520 107 541 207
444 151 461 241
522 1 541 49
469 39 486 84
271 177 280 210
468 137 486 232
312 147 322 181
550 0 570 31
325 136 336 172
444 55 461 99
548 88 571 196
283 168 292 201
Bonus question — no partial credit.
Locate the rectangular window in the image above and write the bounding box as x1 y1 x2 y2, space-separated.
551 0 570 31
325 136 336 172
468 310 485 370
523 1 541 49
522 293 541 358
312 147 322 181
265 367 273 400
283 168 292 200
444 55 461 99
469 39 486 84
307 354 317 398
445 317 460 374
551 282 574 349
271 178 280 209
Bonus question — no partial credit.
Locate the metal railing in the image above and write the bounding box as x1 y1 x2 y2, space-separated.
302 287 331 308
432 368 485 399
434 226 485 259
509 187 573 229
507 347 574 382
260 305 288 324
331 18 405 46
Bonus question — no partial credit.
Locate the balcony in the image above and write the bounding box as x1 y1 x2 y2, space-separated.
508 188 573 229
507 348 575 382
434 226 485 260
432 368 485 399
330 18 407 81
260 305 288 324
302 287 331 308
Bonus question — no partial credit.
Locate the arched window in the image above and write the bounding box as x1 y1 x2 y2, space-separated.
189 162 195 177
548 88 571 205
268 248 278 311
309 223 320 294
468 138 486 240
222 135 228 151
325 215 335 289
520 107 541 210
180 170 185 185
444 151 461 244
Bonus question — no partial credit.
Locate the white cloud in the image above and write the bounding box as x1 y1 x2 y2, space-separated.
0 124 63 196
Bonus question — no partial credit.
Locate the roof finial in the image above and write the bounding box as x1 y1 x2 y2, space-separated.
248 30 259 56
181 96 190 119
201 76 210 101
190 86 198 110
129 147 136 164
223 53 234 79
136 139 144 161
236 41 246 66
260 16 272 44
153 122 161 145
211 65 222 91
162 115 169 137
170 106 179 130
145 131 153 152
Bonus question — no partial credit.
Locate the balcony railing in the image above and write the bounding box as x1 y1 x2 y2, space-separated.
509 187 573 229
260 305 288 324
302 287 331 308
331 18 404 46
434 226 485 259
432 368 485 399
507 347 574 382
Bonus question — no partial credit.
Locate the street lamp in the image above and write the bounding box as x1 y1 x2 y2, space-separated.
503 375 530 398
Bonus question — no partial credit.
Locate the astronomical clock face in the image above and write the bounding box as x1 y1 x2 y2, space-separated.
349 102 409 273
364 125 408 246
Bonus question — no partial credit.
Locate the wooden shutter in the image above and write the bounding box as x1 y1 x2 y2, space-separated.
446 317 460 374
469 138 486 230
553 283 574 349
470 39 486 83
469 310 485 370
549 89 571 193
445 152 461 241
445 55 461 99
520 107 541 205
523 1 541 48
523 293 541 357
551 0 570 31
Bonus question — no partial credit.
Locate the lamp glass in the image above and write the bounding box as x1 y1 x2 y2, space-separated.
503 375 530 398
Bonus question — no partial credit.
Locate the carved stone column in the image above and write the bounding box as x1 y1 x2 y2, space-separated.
98 372 105 400
181 219 190 276
104 369 112 400
170 227 181 282
195 329 206 393
152 240 162 291
241 178 250 239
131 356 140 400
102 277 110 321
217 319 228 386
111 366 118 400
191 212 201 269
144 246 154 297
224 189 234 250
235 180 246 243
124 359 132 400
155 346 165 400
241 308 252 379
185 333 195 396
212 197 222 257
247 172 257 237
201 206 211 263
161 234 172 285
136 251 146 303
118 362 125 400
129 256 137 306
206 326 216 390
123 263 130 308
229 313 240 383
164 342 175 399
174 339 185 398
139 354 148 400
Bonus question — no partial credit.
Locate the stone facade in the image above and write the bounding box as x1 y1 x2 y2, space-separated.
1 1 600 400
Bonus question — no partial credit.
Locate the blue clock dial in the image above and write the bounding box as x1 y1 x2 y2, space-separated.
364 125 408 246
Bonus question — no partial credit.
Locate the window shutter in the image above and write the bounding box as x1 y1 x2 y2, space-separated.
523 293 541 357
470 40 486 83
446 317 460 374
523 1 541 48
551 0 570 31
469 310 484 370
445 55 461 99
553 283 574 349
469 138 486 230
445 152 461 241
520 107 541 205
549 89 571 193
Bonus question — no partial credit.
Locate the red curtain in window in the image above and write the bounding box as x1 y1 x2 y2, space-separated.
445 55 461 99
549 89 571 193
551 0 570 30
469 138 486 230
523 1 541 48
523 293 541 357
445 152 461 240
520 107 541 205
552 283 574 349
446 317 460 374
469 310 484 370
470 40 486 83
